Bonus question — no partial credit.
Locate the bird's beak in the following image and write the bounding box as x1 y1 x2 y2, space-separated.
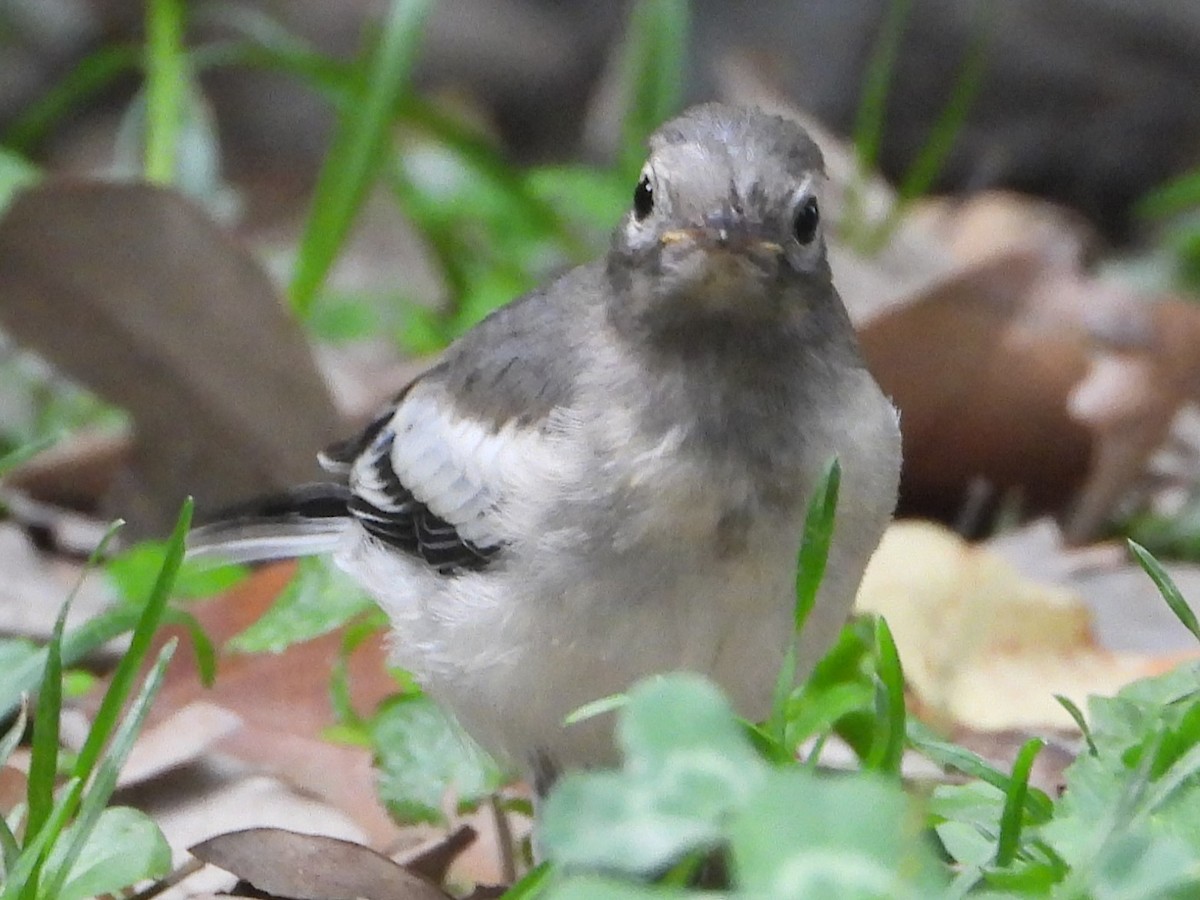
660 227 782 256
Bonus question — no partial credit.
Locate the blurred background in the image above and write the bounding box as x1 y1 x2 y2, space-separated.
1 0 1199 550
2 0 1200 552
3 4 1200 890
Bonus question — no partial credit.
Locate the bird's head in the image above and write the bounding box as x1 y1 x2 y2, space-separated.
607 103 832 332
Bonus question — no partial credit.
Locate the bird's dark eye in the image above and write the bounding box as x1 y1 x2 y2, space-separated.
793 196 820 245
633 174 654 221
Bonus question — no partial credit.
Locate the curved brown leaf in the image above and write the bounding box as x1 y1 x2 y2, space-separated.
191 827 449 900
0 180 343 534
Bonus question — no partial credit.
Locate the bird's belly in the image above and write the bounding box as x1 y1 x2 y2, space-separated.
445 529 800 770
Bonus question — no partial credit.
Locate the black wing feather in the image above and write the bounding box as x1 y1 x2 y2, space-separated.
347 430 503 576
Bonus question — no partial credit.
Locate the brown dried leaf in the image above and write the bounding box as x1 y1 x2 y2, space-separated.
392 824 478 885
0 180 343 534
856 521 1196 733
117 700 242 788
0 765 28 817
191 827 449 900
859 251 1094 522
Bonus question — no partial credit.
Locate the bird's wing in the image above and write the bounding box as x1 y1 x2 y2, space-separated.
331 384 511 575
189 264 601 572
325 271 599 575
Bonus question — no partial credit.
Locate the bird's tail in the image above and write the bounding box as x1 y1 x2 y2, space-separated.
186 483 353 564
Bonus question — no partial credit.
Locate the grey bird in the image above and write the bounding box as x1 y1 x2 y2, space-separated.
190 103 901 792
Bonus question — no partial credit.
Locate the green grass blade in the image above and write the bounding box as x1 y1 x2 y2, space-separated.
994 737 1044 867
0 148 42 218
165 608 217 687
1054 693 1097 756
764 457 842 750
501 861 551 899
23 600 65 886
910 722 1054 822
288 0 434 318
0 608 140 723
189 5 353 95
563 692 629 727
0 777 81 900
766 639 798 749
72 499 191 784
615 0 690 178
0 811 18 877
400 97 585 255
40 641 177 900
795 458 841 634
852 0 912 176
865 616 906 774
144 0 189 184
3 45 140 154
0 698 27 769
1128 540 1200 643
1137 168 1200 220
895 26 987 207
0 435 58 479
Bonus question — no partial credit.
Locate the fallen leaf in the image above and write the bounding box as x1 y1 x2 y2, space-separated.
908 190 1098 271
191 827 449 900
0 765 27 816
855 521 1196 733
0 180 343 535
393 824 478 884
117 700 242 788
858 251 1094 523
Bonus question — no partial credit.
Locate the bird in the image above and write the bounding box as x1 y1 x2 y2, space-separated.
189 102 901 796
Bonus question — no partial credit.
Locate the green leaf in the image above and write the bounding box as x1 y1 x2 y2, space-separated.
0 148 41 218
527 165 628 237
502 861 553 899
729 770 946 899
994 738 1044 867
614 0 690 178
1128 540 1200 644
1138 167 1200 220
306 293 380 343
1054 694 1097 756
0 638 39 684
787 618 878 759
39 641 177 900
0 698 27 770
540 674 765 875
394 299 451 355
928 779 1005 868
73 501 192 784
328 608 390 729
190 4 353 94
865 616 906 775
107 540 247 604
767 458 843 748
44 807 170 900
910 721 1053 823
0 608 139 722
3 45 140 154
1041 664 1200 895
564 692 629 727
25 598 68 854
227 557 374 654
0 777 82 900
795 458 841 635
289 0 434 318
165 608 218 687
370 693 505 825
852 0 912 178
